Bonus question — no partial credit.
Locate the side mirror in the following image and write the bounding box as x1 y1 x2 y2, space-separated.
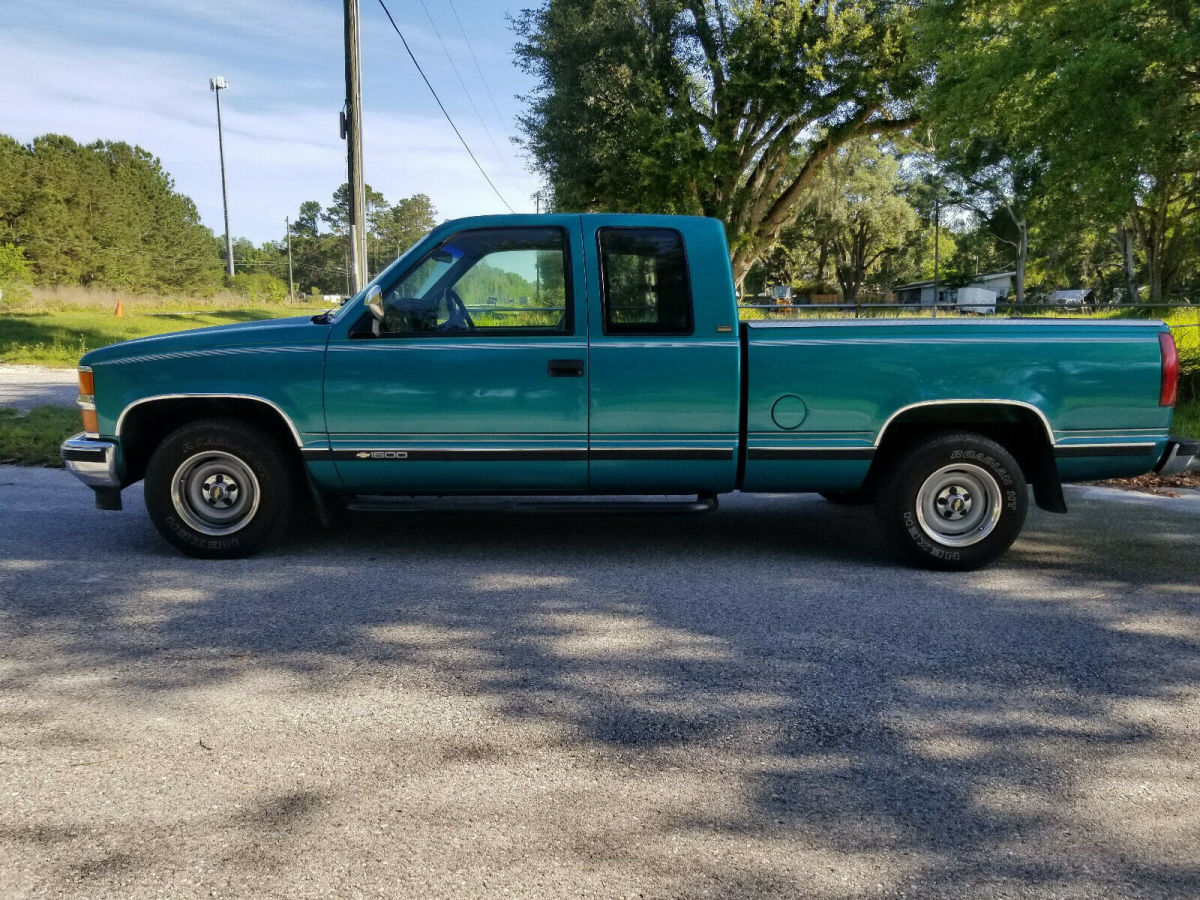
365 284 384 321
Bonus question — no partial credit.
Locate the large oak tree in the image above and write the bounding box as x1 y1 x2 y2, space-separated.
513 0 921 286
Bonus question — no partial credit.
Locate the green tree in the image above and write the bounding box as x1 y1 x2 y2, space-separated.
513 0 920 286
291 201 322 238
2 134 221 293
920 0 1200 304
373 193 437 263
322 182 388 235
0 136 33 247
925 142 1047 304
793 142 918 304
0 242 33 305
828 147 918 305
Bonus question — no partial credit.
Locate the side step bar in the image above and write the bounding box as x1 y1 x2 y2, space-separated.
344 494 719 516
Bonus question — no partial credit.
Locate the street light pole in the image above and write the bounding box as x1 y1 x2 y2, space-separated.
286 216 295 301
209 77 234 277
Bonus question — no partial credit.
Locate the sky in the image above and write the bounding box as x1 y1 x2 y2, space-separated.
3 0 544 245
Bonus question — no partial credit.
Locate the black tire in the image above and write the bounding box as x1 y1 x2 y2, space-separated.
144 419 294 558
819 487 874 506
874 432 1027 571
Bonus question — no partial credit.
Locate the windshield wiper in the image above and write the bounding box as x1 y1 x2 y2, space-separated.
311 310 336 324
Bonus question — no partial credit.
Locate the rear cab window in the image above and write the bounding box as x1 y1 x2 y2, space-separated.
597 227 693 336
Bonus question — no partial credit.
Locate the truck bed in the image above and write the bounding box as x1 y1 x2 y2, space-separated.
740 318 1173 492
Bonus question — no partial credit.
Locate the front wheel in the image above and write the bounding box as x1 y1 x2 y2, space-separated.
874 433 1028 571
144 419 293 558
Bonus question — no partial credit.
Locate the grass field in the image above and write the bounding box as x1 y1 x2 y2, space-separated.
0 304 328 367
0 406 80 466
1174 399 1200 441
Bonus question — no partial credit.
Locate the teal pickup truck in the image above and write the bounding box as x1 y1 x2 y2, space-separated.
61 214 1195 569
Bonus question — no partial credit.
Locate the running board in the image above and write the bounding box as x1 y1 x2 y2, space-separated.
343 494 719 516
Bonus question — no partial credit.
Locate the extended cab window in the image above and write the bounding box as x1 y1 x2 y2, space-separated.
598 227 693 335
380 227 571 335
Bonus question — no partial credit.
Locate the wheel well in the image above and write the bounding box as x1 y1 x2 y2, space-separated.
868 403 1065 513
118 398 301 486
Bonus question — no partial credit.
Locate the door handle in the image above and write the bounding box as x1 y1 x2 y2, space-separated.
547 358 585 377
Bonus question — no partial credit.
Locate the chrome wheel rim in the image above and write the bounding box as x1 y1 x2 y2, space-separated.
170 451 260 536
914 463 1002 548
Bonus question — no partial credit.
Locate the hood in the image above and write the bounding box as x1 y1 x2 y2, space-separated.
80 315 328 366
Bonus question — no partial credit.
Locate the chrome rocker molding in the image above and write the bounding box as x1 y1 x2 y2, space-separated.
115 394 304 446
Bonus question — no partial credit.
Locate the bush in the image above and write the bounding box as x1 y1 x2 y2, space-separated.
0 243 33 307
1172 325 1199 404
790 280 841 296
226 272 288 304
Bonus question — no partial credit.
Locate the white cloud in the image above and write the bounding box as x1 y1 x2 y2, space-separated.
3 3 539 245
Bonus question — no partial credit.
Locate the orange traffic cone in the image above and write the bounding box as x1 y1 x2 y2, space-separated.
114 299 124 317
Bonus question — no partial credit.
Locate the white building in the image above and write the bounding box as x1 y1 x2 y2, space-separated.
894 271 1015 311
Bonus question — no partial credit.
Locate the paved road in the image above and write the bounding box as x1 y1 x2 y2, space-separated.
0 365 78 410
2 467 1198 898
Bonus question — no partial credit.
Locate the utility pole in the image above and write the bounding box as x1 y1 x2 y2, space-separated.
343 0 368 292
932 194 940 319
285 216 295 301
209 77 234 276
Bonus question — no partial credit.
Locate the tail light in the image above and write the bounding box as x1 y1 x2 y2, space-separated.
1159 332 1178 407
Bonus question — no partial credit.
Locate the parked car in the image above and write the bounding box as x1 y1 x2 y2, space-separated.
61 214 1196 570
1050 289 1096 309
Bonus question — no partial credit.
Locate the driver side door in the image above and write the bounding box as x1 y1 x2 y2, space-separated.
322 219 588 494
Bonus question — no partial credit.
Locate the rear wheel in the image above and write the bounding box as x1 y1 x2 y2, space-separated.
144 419 293 558
875 432 1027 571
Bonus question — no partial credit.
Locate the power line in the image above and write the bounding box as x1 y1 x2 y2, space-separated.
446 0 517 155
414 0 514 177
374 0 515 213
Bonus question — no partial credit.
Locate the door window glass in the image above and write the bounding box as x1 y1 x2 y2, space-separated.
380 227 570 334
598 228 693 335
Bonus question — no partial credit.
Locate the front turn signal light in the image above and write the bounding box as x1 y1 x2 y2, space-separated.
77 367 97 434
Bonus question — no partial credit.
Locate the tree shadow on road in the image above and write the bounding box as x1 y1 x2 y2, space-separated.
2 490 1199 896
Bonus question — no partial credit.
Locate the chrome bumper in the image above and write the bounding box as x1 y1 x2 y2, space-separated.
61 433 120 488
1155 436 1199 477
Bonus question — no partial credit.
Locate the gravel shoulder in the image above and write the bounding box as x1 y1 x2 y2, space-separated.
0 364 79 410
1 469 1198 898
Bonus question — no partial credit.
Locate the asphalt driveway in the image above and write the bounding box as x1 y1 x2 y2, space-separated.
1 467 1198 898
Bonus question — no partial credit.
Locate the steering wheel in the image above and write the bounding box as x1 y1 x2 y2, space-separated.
440 288 475 331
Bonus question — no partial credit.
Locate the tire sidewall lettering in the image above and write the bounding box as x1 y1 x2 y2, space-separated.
886 433 1029 571
146 420 288 559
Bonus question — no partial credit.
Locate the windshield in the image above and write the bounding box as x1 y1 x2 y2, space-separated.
390 246 463 300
